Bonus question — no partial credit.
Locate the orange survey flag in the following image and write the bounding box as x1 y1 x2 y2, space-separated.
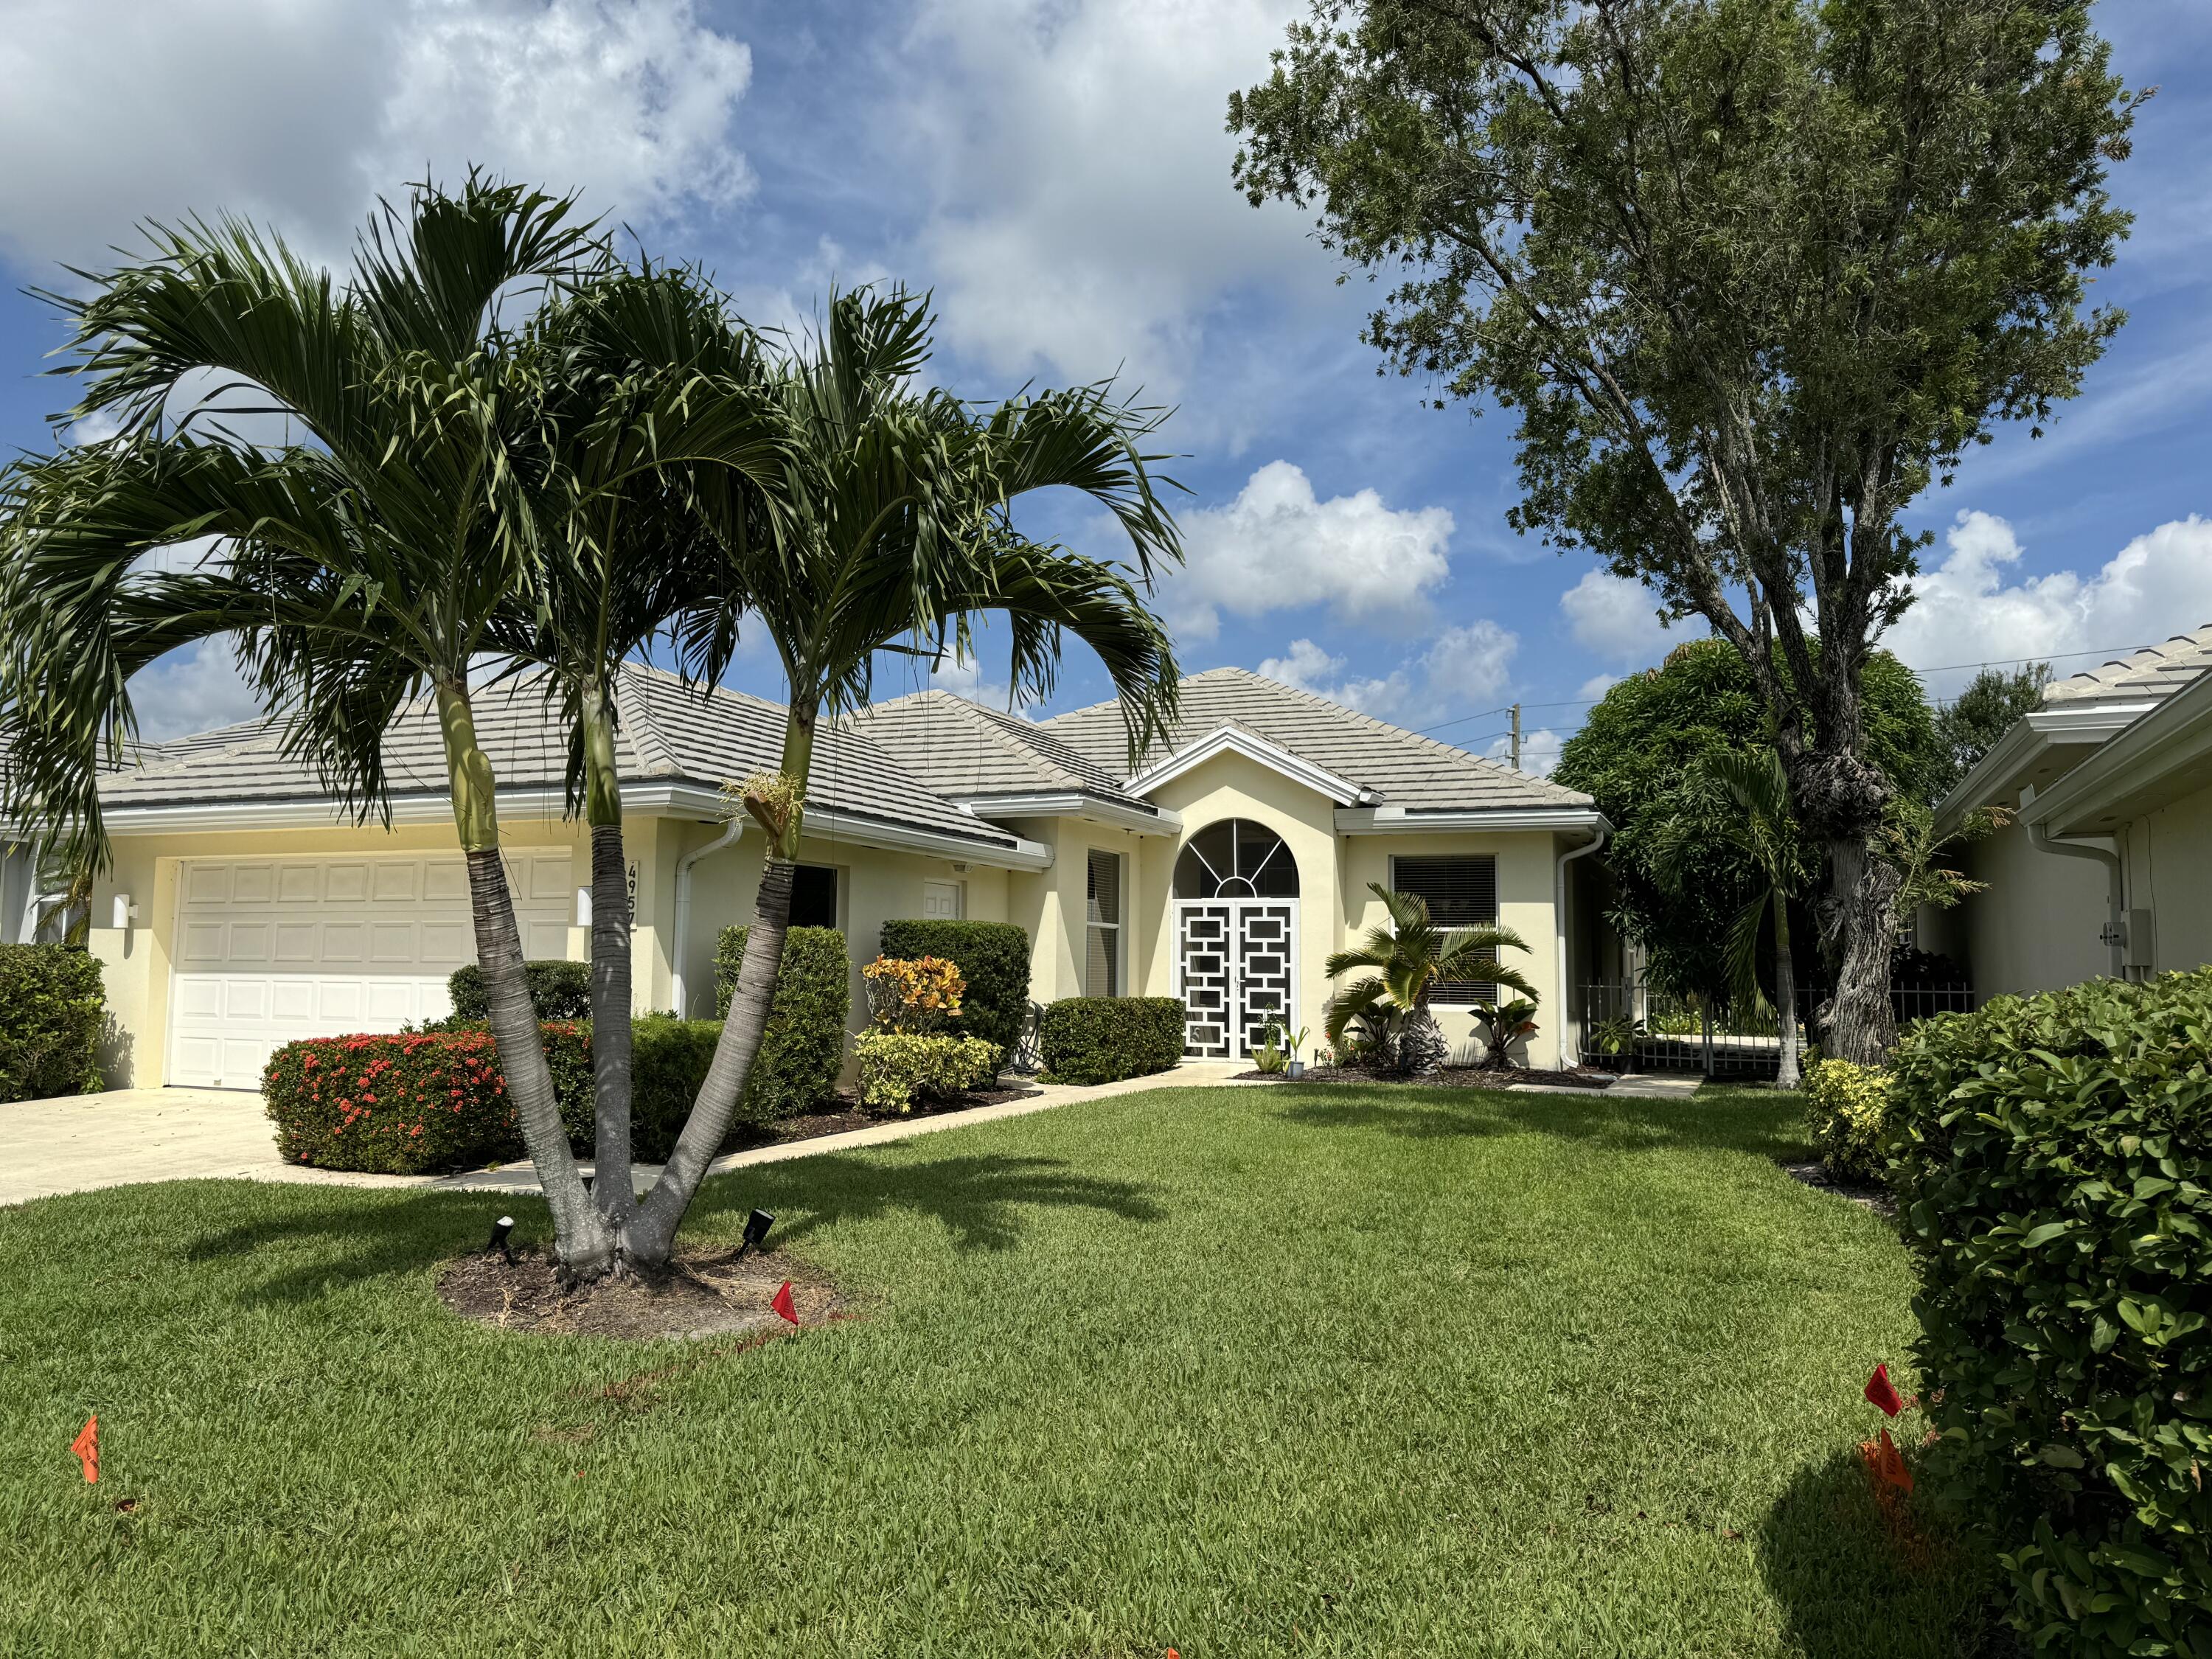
771 1280 797 1326
1873 1428 1913 1492
71 1416 98 1484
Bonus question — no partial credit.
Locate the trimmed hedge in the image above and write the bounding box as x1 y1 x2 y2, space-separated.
1037 996 1184 1086
1803 1058 1889 1184
0 943 105 1104
879 919 1031 1053
448 960 591 1023
714 925 849 1119
854 1032 1001 1114
265 1018 727 1174
1888 970 2212 1656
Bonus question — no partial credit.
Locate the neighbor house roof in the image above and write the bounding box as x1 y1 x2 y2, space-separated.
2042 626 2212 708
1037 667 1595 814
98 664 1023 855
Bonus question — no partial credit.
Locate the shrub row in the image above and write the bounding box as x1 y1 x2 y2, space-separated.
711 925 850 1118
854 1032 1001 1114
0 943 105 1105
448 959 591 1023
1888 969 2212 1656
878 919 1031 1054
1038 997 1184 1086
267 1016 734 1175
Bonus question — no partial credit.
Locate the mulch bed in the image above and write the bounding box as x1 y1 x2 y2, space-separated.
1232 1063 1615 1091
720 1082 1043 1153
439 1243 849 1340
1779 1161 1898 1219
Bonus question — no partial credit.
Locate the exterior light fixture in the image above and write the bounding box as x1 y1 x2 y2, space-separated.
736 1208 775 1259
111 893 137 931
574 886 592 928
487 1214 515 1261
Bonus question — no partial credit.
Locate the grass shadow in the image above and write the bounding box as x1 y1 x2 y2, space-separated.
1269 1093 1515 1141
689 1151 1166 1252
1758 1447 2009 1659
1267 1081 1809 1161
184 1186 508 1307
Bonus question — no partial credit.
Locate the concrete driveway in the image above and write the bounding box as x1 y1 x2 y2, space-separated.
1 1088 442 1207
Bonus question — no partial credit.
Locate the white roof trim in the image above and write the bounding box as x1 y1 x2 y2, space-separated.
1335 806 1610 835
1125 725 1375 807
2023 672 2212 838
97 782 1054 872
1932 700 2154 834
953 791 1183 837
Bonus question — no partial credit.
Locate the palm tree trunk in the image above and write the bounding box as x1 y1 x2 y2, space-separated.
630 705 815 1265
580 678 636 1226
1772 888 1801 1091
438 683 616 1280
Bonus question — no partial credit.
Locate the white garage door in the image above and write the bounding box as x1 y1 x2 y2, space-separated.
167 850 574 1090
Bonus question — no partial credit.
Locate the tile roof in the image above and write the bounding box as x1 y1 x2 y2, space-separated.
844 690 1142 804
2042 625 2212 707
98 664 1018 849
1038 667 1593 812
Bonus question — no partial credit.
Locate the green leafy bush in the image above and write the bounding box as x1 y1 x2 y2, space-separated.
714 925 849 1119
1037 997 1184 1086
878 920 1031 1053
447 960 591 1023
1803 1058 1891 1184
853 1032 1001 1114
265 1019 726 1173
1888 970 2212 1656
0 944 105 1104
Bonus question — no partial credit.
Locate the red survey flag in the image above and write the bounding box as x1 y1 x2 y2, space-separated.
771 1280 797 1326
71 1416 98 1484
1865 1363 1904 1418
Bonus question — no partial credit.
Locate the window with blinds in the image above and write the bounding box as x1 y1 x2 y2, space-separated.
1086 849 1122 998
1391 855 1498 1004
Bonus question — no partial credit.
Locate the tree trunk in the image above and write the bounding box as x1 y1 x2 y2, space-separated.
628 705 815 1266
1771 887 1801 1091
1399 1005 1449 1077
580 680 636 1227
1819 832 1900 1068
438 683 615 1281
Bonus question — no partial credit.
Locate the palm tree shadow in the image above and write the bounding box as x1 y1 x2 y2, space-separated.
1270 1092 1515 1141
1267 1084 1804 1160
1758 1447 2008 1659
184 1186 517 1308
689 1152 1165 1253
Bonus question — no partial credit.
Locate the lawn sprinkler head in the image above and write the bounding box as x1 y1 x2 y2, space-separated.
487 1214 515 1262
736 1208 776 1259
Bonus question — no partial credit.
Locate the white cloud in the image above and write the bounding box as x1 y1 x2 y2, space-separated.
1577 673 1620 702
898 0 1318 399
0 1 752 276
1885 510 2212 695
1486 726 1563 778
1256 620 1518 726
1166 461 1454 640
1559 570 1678 667
129 641 262 744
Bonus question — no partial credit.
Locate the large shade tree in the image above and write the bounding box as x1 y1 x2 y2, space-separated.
1230 0 2140 1060
0 183 1185 1280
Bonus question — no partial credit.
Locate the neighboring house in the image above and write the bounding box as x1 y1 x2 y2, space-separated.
81 664 1610 1090
1922 627 2212 997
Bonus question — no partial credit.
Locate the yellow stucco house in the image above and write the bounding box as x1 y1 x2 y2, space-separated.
78 664 1611 1089
1922 627 2212 997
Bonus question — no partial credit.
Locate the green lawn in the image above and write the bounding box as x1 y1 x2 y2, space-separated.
1 1083 1990 1656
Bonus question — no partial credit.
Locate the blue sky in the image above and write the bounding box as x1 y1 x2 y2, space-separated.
1 0 2206 768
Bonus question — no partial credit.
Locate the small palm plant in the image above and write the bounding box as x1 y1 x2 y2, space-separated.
1693 749 1811 1090
1324 883 1533 1077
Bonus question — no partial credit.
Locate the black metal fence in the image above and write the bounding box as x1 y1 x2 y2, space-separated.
1577 981 1975 1078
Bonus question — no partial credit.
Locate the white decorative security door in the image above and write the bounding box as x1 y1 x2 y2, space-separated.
1172 818 1301 1060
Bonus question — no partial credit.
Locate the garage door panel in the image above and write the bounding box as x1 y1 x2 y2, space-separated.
169 851 573 1090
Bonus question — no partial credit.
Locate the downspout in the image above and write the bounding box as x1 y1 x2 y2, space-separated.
2030 821 2126 978
669 820 743 1020
1555 829 1609 1068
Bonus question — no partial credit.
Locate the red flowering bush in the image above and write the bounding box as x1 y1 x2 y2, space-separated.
262 1025 589 1175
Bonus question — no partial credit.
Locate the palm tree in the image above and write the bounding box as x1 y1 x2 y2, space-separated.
1324 883 1533 1077
0 179 785 1280
1697 749 1809 1089
596 285 1186 1266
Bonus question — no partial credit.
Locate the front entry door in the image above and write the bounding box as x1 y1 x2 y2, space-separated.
1175 899 1298 1059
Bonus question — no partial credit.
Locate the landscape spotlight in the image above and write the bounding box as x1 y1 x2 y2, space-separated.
737 1208 776 1259
487 1214 515 1261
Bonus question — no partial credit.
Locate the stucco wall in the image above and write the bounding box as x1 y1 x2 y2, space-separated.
672 821 1013 1029
89 808 594 1088
1955 817 2112 998
2129 777 2212 976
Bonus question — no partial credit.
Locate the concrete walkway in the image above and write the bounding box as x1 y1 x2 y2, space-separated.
2 1064 1259 1207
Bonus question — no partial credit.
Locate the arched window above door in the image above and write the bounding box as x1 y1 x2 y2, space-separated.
1173 818 1299 899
